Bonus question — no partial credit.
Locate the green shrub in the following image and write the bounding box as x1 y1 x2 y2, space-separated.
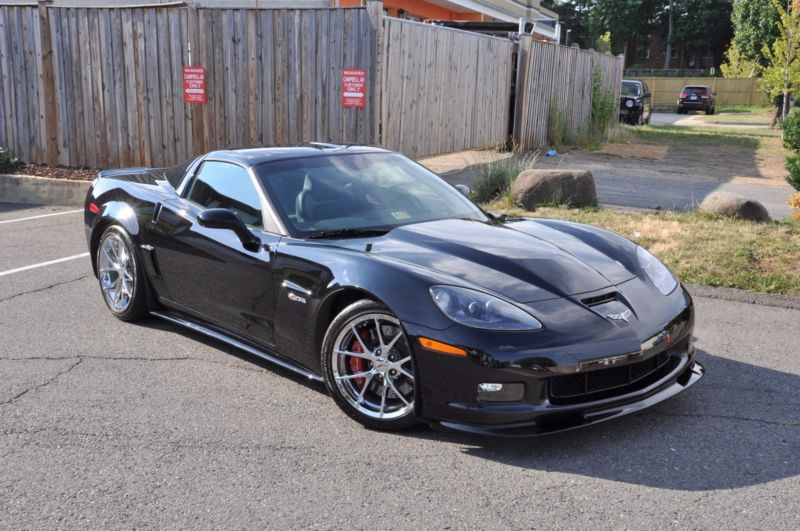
780 110 800 150
471 152 538 204
787 152 800 191
0 146 17 167
590 66 615 136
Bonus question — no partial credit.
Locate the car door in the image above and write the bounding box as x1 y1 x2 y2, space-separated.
642 81 652 120
149 159 281 347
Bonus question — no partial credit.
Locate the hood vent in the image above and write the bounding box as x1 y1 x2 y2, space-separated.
582 291 618 307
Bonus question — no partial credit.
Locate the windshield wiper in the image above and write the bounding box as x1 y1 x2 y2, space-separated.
306 228 390 240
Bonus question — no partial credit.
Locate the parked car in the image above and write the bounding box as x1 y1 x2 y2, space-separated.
84 144 703 436
677 85 716 114
620 79 653 125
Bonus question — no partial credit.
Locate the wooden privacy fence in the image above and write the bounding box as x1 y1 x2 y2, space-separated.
636 77 770 108
0 2 380 168
513 37 624 150
0 2 623 169
381 18 514 159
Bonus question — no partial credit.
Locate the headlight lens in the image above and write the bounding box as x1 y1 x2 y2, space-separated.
430 286 542 330
625 99 635 108
637 246 678 295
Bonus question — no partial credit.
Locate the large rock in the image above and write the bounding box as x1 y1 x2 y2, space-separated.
512 169 597 209
699 192 770 221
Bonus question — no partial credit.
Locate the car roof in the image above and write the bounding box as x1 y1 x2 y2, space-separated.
204 145 391 167
622 79 642 84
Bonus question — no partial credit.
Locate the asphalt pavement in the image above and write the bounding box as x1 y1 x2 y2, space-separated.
1 202 798 528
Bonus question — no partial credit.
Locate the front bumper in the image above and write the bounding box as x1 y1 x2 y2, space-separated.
434 357 703 437
405 282 701 437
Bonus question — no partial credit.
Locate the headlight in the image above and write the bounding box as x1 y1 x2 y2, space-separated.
625 99 635 109
636 246 677 295
430 286 542 331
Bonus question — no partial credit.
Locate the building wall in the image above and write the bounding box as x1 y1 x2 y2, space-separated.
338 0 484 21
629 33 721 71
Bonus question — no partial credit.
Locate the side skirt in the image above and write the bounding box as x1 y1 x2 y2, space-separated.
151 311 323 383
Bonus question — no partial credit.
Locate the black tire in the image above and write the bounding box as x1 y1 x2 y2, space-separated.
707 106 715 115
96 225 150 322
321 299 418 431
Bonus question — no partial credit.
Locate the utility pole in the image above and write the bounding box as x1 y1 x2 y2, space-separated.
664 0 674 69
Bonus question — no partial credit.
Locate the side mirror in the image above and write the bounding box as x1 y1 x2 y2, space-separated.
454 184 472 197
197 208 261 252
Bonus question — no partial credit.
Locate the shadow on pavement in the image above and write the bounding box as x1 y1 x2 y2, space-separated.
133 317 327 395
407 349 800 491
0 202 48 214
133 316 800 490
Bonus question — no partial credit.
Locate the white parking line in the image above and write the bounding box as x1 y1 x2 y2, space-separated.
0 252 90 277
0 209 83 225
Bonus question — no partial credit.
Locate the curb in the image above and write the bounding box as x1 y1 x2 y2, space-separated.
686 283 800 311
0 173 91 207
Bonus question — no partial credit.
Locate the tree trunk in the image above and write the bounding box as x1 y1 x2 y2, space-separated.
781 0 795 121
664 0 674 69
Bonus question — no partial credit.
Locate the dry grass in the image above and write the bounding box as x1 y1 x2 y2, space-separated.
489 205 800 296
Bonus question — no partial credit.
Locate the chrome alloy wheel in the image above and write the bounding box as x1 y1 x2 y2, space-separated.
98 232 135 313
331 313 415 420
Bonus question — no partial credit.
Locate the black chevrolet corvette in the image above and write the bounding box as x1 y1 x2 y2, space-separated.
84 144 703 436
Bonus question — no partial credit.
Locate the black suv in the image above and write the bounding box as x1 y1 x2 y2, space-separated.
677 85 716 114
620 79 652 125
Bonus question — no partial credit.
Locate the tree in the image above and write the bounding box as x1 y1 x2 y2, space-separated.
542 0 596 49
731 0 780 65
761 0 800 120
664 0 674 68
595 31 613 52
669 0 734 68
721 42 759 77
589 0 662 55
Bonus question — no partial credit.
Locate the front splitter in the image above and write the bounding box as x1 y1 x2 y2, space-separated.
431 361 705 438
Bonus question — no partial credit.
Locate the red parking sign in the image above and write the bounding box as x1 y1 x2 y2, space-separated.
183 66 206 104
342 68 366 108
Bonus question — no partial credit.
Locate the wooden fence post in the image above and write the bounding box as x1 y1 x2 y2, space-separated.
511 35 529 149
38 1 58 167
366 1 382 146
187 5 204 155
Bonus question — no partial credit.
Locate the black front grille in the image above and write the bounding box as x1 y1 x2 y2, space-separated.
549 351 677 404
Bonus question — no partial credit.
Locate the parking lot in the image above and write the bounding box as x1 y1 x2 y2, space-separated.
1 201 799 528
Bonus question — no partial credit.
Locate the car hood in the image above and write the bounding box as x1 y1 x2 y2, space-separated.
351 218 637 303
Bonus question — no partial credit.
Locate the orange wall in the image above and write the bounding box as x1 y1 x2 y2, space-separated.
338 0 484 21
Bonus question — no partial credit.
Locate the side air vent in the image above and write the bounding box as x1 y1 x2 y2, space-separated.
582 292 618 307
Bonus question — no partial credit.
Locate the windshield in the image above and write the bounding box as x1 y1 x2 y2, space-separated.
254 152 487 238
621 81 641 97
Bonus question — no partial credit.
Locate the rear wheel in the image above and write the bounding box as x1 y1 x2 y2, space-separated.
96 225 149 321
321 300 417 430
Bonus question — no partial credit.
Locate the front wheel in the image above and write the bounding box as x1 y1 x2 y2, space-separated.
96 225 150 321
321 300 417 430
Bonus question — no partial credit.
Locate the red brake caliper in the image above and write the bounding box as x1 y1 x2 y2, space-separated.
348 335 368 389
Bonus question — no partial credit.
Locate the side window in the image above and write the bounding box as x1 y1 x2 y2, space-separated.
187 161 263 229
